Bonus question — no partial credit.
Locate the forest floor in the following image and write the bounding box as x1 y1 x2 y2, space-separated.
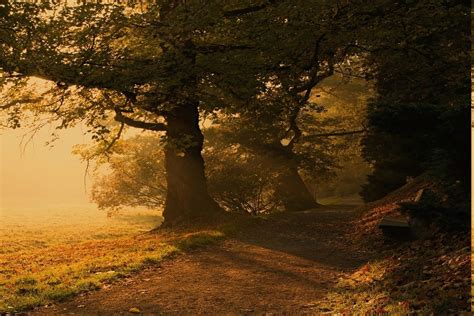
33 206 374 315
3 192 470 315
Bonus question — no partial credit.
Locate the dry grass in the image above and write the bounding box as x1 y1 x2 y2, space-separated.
0 206 225 313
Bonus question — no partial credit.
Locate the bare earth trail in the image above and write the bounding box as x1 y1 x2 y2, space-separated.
35 206 374 315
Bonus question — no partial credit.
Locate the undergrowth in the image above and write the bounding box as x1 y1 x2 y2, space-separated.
312 178 471 314
313 233 470 314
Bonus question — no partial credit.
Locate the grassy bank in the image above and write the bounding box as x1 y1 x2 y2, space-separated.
0 207 225 313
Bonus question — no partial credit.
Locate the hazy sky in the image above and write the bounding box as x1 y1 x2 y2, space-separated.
1 124 95 211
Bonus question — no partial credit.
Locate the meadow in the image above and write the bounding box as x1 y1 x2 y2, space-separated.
0 206 224 312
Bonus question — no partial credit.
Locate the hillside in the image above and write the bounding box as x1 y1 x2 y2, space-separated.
320 177 471 313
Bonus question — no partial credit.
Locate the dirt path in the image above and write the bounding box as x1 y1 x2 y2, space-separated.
34 207 373 315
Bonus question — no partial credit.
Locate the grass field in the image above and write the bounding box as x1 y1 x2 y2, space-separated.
0 206 225 313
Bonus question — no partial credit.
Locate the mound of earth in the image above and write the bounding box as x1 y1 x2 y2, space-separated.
323 175 471 314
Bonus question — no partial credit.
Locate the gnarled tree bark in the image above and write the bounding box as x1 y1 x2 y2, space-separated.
162 100 224 226
277 166 320 212
273 146 320 212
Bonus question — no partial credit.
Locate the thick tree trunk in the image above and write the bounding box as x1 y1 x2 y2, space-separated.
276 164 320 212
271 140 320 212
162 101 223 226
250 141 320 212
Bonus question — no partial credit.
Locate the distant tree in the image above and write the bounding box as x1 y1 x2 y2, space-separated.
204 132 281 215
213 73 371 210
211 4 366 211
76 135 167 213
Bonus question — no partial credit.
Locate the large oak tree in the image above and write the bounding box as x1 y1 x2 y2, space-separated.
1 0 361 224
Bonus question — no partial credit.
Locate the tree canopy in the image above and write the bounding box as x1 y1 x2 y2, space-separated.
0 0 470 226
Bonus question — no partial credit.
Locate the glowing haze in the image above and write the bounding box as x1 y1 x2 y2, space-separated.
0 124 95 211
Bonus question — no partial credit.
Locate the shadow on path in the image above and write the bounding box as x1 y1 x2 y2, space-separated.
34 205 375 315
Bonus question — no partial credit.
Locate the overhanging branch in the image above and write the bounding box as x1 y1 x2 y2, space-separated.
0 97 43 110
284 34 327 150
104 121 125 153
223 0 280 17
113 108 167 131
304 128 367 141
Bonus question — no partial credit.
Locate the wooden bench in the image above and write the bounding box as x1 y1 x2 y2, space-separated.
378 216 411 240
378 189 426 240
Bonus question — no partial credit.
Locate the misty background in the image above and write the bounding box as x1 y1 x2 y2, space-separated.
1 125 94 212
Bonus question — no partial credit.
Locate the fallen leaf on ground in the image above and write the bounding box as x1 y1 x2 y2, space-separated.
129 307 141 313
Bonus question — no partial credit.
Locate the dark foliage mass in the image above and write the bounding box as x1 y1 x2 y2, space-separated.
358 0 470 224
361 102 470 202
400 188 470 232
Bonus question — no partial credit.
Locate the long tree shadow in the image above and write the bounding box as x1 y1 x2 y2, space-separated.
228 205 377 271
196 244 338 290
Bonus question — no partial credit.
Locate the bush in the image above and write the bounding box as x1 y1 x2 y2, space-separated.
206 149 280 215
399 189 469 232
